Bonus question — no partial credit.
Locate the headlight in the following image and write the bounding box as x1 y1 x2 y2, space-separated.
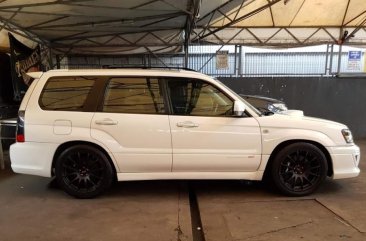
273 103 288 111
267 104 276 112
342 129 353 143
267 103 288 112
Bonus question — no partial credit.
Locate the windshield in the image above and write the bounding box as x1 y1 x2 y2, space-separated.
213 77 262 116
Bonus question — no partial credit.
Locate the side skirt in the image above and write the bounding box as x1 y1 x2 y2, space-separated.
117 171 264 181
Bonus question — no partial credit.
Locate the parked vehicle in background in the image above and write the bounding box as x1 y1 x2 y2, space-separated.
240 94 288 114
10 68 360 198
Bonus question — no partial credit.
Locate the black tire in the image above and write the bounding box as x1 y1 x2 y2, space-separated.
270 142 328 196
55 145 114 198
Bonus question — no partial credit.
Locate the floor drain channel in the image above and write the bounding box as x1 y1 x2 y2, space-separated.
188 185 206 241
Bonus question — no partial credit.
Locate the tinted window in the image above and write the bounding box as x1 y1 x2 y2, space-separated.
39 76 96 111
103 77 165 114
167 78 233 116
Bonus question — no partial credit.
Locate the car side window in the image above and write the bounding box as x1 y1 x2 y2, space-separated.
39 76 96 111
102 77 165 114
166 78 234 116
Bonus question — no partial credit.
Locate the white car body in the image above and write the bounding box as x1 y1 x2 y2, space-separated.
10 69 360 187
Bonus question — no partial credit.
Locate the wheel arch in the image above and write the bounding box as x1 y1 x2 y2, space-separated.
264 139 333 179
51 140 118 179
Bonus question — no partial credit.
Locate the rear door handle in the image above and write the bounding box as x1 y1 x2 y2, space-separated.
176 121 199 128
95 118 118 125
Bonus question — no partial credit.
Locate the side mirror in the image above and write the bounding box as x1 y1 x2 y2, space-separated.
233 100 246 117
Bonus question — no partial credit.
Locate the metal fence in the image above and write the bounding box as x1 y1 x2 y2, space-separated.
63 45 365 77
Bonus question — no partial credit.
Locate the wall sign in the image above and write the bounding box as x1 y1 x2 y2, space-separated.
347 51 362 71
216 50 229 69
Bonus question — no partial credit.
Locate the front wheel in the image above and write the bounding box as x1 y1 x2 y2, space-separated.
270 143 328 196
55 145 114 198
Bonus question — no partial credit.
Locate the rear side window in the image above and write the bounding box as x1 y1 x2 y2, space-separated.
39 76 96 111
102 77 165 114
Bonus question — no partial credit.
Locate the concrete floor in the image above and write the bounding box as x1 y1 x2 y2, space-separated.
1 140 366 241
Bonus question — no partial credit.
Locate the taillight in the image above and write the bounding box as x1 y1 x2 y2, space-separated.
16 110 25 142
16 134 25 142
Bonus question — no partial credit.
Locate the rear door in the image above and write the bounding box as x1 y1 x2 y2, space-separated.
91 76 172 173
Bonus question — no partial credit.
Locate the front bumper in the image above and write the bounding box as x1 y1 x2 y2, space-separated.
328 144 360 179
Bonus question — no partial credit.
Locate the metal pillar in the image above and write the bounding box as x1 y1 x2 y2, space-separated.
329 44 334 75
56 54 61 69
234 45 238 77
240 46 244 77
48 47 54 70
184 42 189 68
337 44 343 75
324 44 329 76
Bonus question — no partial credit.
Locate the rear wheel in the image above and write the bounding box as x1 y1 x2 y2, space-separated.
270 142 328 196
55 145 114 198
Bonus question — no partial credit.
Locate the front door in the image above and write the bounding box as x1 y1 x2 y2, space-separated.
165 78 261 172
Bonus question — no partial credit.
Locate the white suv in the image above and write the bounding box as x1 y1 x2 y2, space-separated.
10 69 360 198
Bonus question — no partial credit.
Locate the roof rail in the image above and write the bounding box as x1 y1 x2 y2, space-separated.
103 65 197 72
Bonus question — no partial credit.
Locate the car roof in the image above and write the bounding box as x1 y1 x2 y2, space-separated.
27 68 210 80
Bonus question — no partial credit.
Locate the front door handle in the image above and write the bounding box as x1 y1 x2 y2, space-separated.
95 118 118 125
176 121 199 128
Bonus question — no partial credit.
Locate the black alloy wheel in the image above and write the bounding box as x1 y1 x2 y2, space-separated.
271 142 328 196
55 145 114 198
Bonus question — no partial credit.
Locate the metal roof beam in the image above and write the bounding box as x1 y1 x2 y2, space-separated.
344 17 366 42
150 32 170 45
321 27 337 42
0 13 46 44
302 28 321 44
31 12 185 30
0 6 21 32
51 43 181 48
344 10 366 26
197 0 235 23
161 0 193 15
197 0 282 40
245 28 263 44
339 0 351 40
183 0 201 66
51 31 90 42
267 0 275 27
194 0 247 41
140 14 183 28
289 0 305 26
201 25 366 28
198 28 244 71
263 28 282 43
26 16 69 29
284 28 301 44
0 0 93 9
144 46 169 67
167 30 182 43
184 0 201 38
0 24 41 43
50 28 182 41
50 29 185 48
131 0 159 10
233 0 247 21
0 8 88 17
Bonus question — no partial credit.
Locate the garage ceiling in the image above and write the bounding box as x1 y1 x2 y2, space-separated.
194 0 366 47
0 0 366 54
